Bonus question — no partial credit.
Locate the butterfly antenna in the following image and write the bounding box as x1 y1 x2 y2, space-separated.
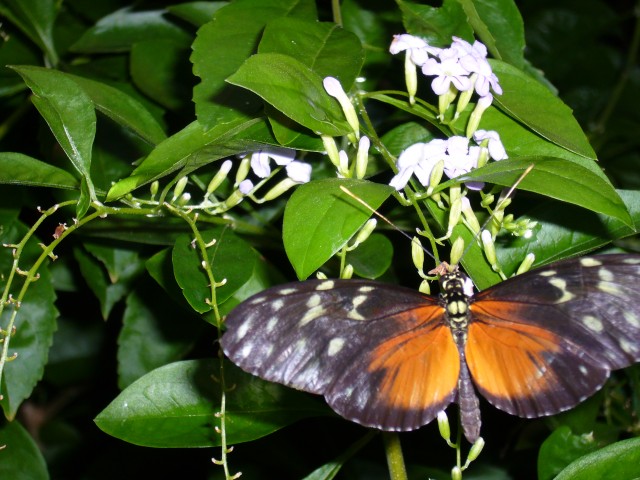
459 163 535 262
339 185 436 261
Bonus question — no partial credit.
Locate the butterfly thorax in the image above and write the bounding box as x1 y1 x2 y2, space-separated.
439 271 471 346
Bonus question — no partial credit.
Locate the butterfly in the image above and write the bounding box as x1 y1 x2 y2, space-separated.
220 254 640 442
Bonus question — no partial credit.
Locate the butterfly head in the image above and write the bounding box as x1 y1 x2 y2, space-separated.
439 270 475 299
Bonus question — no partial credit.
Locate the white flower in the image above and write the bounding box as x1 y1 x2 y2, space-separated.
473 130 508 160
451 37 502 97
250 147 296 178
238 179 254 195
422 54 472 95
285 161 312 184
389 34 440 66
389 140 447 190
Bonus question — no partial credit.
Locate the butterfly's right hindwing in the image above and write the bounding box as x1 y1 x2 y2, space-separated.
221 279 458 431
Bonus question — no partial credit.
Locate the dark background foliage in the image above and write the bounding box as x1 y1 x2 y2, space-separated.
0 0 639 479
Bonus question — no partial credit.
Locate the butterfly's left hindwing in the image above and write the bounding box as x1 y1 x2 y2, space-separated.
467 254 640 418
221 279 459 431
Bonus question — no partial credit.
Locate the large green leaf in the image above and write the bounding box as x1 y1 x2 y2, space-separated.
441 157 632 227
0 420 48 480
0 152 78 189
554 437 640 480
117 282 206 389
192 0 317 129
172 227 258 314
0 219 57 420
95 359 328 448
283 178 393 279
490 59 596 160
259 17 364 89
10 65 97 213
227 53 352 136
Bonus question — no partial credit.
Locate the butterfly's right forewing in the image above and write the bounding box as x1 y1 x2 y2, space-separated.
221 279 459 431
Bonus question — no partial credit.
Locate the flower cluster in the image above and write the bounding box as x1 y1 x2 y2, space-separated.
390 34 502 111
389 130 507 191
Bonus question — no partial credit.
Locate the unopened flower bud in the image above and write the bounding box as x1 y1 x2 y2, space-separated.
352 218 377 249
235 156 251 185
412 237 424 272
481 230 498 270
419 279 430 294
172 176 188 202
467 437 485 462
322 135 341 168
516 253 535 275
323 76 359 139
355 136 370 179
466 94 493 137
437 411 451 442
342 263 353 279
449 236 465 267
207 160 233 195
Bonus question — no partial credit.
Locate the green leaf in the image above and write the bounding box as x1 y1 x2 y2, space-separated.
168 2 227 27
490 60 597 160
347 233 394 279
0 420 48 480
10 66 98 208
68 74 166 145
398 0 474 46
496 190 640 276
172 227 258 314
94 359 328 448
130 40 192 111
73 242 145 320
0 220 57 419
117 282 206 388
106 118 271 200
0 0 58 65
71 7 192 53
227 53 352 136
192 0 317 129
554 437 640 480
538 426 600 480
283 178 393 279
0 152 78 189
457 0 525 68
259 17 364 89
445 157 632 227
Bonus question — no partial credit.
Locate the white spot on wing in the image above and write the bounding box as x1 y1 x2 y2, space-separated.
249 295 265 305
316 280 335 291
623 257 640 265
328 337 345 356
549 277 575 303
598 268 614 282
306 293 322 308
278 288 298 295
580 257 602 267
582 315 604 332
619 338 635 354
597 281 624 297
298 305 326 326
578 365 589 375
624 311 640 328
239 343 253 359
539 270 557 277
266 317 278 333
271 298 285 311
236 320 252 340
352 295 368 308
358 286 375 293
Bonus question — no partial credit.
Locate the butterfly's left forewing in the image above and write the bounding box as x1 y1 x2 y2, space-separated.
466 254 640 418
221 279 460 431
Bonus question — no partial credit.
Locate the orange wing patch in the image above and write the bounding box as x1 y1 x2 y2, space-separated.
368 308 460 411
467 301 566 416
